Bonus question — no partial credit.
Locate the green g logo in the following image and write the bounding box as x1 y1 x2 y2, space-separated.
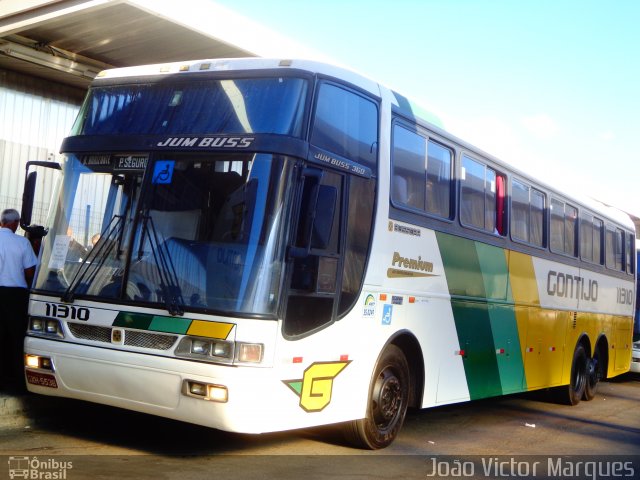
284 361 350 412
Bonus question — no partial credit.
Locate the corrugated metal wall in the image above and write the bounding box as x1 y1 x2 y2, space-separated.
0 69 84 227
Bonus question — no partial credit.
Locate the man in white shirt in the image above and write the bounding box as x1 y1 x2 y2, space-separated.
0 208 38 393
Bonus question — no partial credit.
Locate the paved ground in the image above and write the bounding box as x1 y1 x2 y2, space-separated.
1 374 639 479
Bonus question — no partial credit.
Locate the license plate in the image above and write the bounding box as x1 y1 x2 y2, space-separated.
26 371 58 388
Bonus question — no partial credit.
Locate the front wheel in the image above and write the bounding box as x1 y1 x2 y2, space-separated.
342 345 410 449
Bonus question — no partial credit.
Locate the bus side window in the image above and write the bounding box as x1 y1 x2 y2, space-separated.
550 198 578 257
579 213 604 264
391 124 425 210
605 225 624 270
511 179 530 242
310 82 378 170
625 232 634 274
426 140 452 218
512 180 546 247
460 155 505 235
390 125 452 219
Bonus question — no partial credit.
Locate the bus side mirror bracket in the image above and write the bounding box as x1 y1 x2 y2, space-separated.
21 160 61 233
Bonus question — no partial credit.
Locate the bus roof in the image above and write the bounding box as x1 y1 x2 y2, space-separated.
95 57 381 96
95 57 445 128
93 57 634 232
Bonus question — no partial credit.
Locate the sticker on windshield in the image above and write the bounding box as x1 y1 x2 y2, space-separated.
152 160 175 184
114 155 148 171
48 235 71 270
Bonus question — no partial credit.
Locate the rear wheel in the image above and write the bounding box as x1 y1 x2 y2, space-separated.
558 343 588 405
583 345 603 401
343 345 410 449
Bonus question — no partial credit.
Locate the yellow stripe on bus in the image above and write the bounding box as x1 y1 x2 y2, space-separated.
507 251 540 307
187 320 234 339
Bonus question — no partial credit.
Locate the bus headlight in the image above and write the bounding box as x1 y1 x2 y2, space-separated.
46 320 60 334
212 341 232 358
175 337 263 365
31 317 44 332
29 317 64 338
191 339 210 355
176 337 234 363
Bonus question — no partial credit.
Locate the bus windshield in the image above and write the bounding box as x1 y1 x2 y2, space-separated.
34 153 295 316
71 77 308 136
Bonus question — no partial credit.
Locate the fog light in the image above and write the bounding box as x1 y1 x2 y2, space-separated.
188 381 207 397
25 355 40 369
40 357 53 370
184 380 228 402
208 385 228 402
237 343 263 363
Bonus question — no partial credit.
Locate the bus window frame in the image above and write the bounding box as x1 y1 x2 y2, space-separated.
605 224 625 271
308 77 380 175
549 196 579 258
458 152 507 238
579 211 605 266
389 117 456 224
625 231 635 276
509 176 547 251
282 77 381 339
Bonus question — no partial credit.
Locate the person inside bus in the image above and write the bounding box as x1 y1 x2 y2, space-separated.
65 227 88 262
25 225 46 256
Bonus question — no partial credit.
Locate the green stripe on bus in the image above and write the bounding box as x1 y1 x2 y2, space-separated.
486 304 526 393
437 233 501 399
475 242 511 302
437 233 527 398
114 312 193 334
150 316 191 334
113 312 152 330
450 300 503 399
436 233 486 298
475 243 526 393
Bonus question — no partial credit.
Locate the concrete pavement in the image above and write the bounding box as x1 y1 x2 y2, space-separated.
0 390 65 429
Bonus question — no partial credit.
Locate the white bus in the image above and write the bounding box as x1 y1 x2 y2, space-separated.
21 58 636 448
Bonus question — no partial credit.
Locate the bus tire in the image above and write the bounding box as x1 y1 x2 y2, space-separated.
559 343 588 406
343 344 409 449
583 345 603 401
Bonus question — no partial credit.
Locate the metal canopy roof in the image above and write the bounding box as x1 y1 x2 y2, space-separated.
0 0 261 90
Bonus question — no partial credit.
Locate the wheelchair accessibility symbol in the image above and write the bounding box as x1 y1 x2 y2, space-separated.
382 304 393 325
152 160 175 184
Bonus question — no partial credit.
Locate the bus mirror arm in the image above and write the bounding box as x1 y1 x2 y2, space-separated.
20 160 61 232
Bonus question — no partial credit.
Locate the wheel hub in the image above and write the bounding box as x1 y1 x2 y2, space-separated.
372 370 402 425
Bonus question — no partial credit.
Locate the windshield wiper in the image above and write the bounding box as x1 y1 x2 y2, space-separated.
61 215 123 303
139 213 185 316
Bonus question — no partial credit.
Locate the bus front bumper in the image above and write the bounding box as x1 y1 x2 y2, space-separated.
23 336 354 434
